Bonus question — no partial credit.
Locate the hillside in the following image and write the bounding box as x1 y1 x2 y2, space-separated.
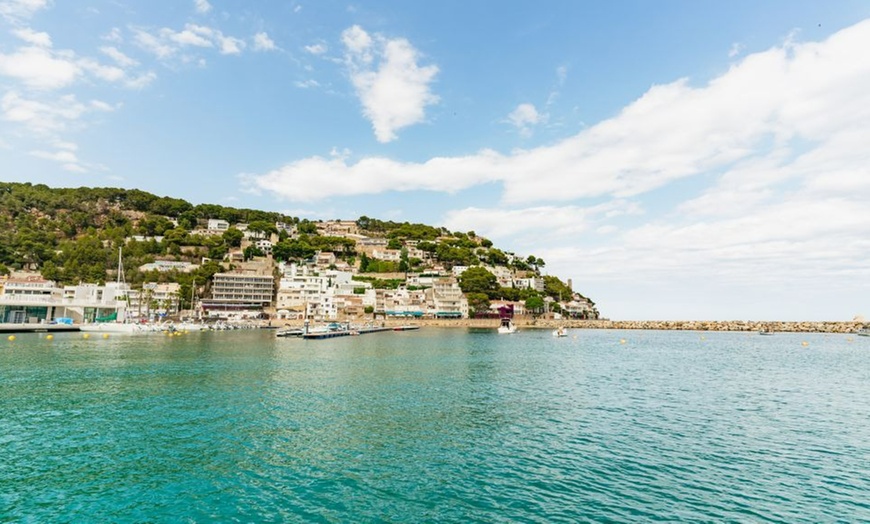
0 182 597 318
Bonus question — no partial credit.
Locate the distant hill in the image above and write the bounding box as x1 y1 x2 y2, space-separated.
0 182 596 317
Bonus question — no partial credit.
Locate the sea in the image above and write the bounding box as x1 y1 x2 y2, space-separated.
2 328 869 522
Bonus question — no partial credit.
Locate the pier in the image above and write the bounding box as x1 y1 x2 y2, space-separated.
0 323 80 334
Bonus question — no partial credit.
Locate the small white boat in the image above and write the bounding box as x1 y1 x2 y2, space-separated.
497 317 517 334
552 327 568 337
276 327 304 337
80 322 149 334
857 327 870 337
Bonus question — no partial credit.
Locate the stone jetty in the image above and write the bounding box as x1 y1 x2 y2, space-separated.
280 317 866 334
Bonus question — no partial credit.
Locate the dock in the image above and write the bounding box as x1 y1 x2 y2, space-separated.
0 323 80 334
301 326 395 340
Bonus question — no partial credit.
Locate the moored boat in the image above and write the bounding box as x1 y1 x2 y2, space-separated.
497 317 517 334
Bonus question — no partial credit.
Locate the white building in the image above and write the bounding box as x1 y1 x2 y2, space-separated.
139 260 198 273
207 219 230 231
426 278 468 318
0 276 132 324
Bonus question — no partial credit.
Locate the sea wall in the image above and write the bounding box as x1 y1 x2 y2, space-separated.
278 317 866 334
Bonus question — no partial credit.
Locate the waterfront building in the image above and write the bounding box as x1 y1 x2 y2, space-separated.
0 276 132 324
127 283 181 320
201 270 274 316
377 288 427 317
426 278 469 318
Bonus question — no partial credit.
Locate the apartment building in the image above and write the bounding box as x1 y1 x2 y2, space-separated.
201 270 274 314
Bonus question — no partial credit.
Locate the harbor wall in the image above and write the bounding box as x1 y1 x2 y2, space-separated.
281 317 867 334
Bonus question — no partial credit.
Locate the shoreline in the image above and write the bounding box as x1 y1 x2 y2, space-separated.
277 318 868 334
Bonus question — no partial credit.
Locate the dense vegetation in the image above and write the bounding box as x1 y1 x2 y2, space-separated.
0 182 590 314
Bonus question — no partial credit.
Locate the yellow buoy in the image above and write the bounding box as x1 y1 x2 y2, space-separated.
102 333 110 339
82 333 90 339
801 341 809 347
620 338 626 344
46 334 54 340
7 335 15 341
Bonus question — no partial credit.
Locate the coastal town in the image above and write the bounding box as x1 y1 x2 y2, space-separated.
0 185 598 328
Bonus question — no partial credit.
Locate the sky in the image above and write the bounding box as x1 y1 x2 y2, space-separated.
2 0 870 321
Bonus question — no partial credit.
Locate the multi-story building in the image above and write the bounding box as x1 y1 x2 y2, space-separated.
201 270 274 315
377 288 427 317
426 278 468 318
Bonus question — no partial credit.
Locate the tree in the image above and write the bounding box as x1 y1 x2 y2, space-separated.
398 247 409 273
525 295 545 316
297 220 318 234
466 292 491 316
387 238 403 250
458 266 499 297
223 227 243 247
243 245 264 261
247 220 277 238
543 275 572 301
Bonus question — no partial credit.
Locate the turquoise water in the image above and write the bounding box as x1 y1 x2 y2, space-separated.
2 329 869 522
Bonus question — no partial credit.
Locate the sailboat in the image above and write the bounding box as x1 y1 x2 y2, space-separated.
81 248 148 334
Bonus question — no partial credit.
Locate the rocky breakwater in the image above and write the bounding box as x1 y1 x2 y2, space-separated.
520 319 865 334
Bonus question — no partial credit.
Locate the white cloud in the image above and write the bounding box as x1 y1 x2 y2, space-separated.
0 46 80 90
89 99 115 112
12 27 51 47
0 0 48 21
249 19 870 207
242 149 504 201
30 148 78 163
78 58 125 82
506 103 545 136
728 42 744 58
443 200 641 241
167 24 214 48
194 0 211 14
133 28 176 59
134 24 247 59
103 27 123 43
1 91 88 133
341 25 439 142
253 32 276 51
294 79 320 89
217 35 244 55
304 43 327 55
100 46 138 67
125 71 156 89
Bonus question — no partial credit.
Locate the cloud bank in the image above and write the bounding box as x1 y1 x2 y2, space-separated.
249 20 870 206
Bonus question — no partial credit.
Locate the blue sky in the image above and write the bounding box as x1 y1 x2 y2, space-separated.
2 0 870 321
